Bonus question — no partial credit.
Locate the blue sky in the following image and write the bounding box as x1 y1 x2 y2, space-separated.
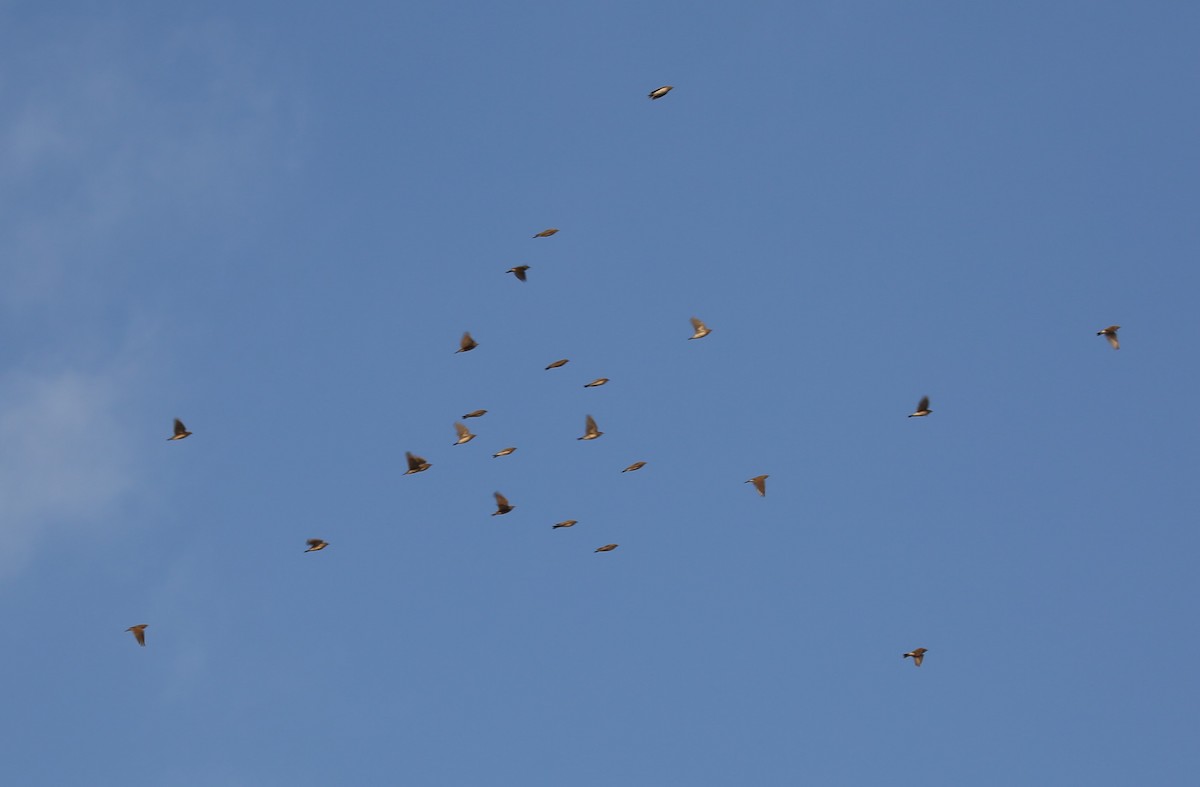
2 2 1198 785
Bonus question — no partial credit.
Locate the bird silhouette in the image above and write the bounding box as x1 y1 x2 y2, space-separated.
689 317 711 340
746 475 768 496
648 86 673 100
622 461 646 473
462 410 488 419
404 452 432 475
453 422 476 445
456 332 479 353
168 419 192 441
578 414 603 440
492 491 515 516
507 265 530 282
903 647 927 667
1097 325 1121 350
305 539 328 552
908 397 932 417
126 624 148 647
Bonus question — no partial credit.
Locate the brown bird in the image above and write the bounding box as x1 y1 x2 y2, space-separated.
903 647 928 667
545 359 569 370
595 543 619 553
462 409 488 419
746 475 768 496
453 422 476 445
456 332 479 353
622 461 646 473
126 624 148 647
583 378 609 388
404 451 432 475
578 414 603 440
305 539 329 552
533 228 559 238
507 265 530 282
168 418 192 441
553 519 578 529
648 85 673 100
1097 325 1121 350
909 397 932 417
492 447 517 458
689 316 711 340
492 491 515 516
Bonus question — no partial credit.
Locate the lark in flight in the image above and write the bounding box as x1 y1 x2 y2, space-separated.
648 86 673 100
507 265 530 282
492 492 515 516
689 317 711 340
622 461 646 473
126 624 148 647
1097 325 1120 350
908 397 932 417
903 647 927 667
553 519 578 529
545 359 569 370
492 447 517 458
456 332 478 353
746 475 768 496
453 422 476 445
578 414 603 440
595 544 619 553
462 410 487 419
404 452 432 475
533 228 558 238
305 539 329 552
168 419 192 441
584 378 609 388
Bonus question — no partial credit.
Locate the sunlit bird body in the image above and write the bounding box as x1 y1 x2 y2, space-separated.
456 332 478 353
578 414 603 440
1097 325 1121 350
493 447 517 458
507 265 530 282
903 647 927 667
689 317 711 340
305 539 328 552
908 397 932 418
545 359 569 370
746 475 768 496
126 624 148 647
553 519 577 529
404 452 432 475
453 422 476 445
533 228 558 238
622 461 646 473
168 419 192 441
595 544 619 553
492 491 515 516
648 85 673 100
584 378 609 388
462 410 488 419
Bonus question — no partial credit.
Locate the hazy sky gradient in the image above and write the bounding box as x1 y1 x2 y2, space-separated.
2 3 1198 785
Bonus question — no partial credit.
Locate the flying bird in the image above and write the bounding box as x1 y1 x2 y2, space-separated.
126 625 148 647
578 414 603 440
492 491 515 516
453 422 476 445
622 461 646 473
909 397 932 417
583 378 609 388
746 475 768 496
305 539 329 552
689 317 711 340
533 228 559 238
507 265 530 282
168 419 192 441
545 359 569 370
462 410 488 419
492 447 517 458
903 647 927 667
648 85 673 100
595 544 619 553
456 332 478 353
1097 325 1121 350
404 452 432 475
553 519 578 529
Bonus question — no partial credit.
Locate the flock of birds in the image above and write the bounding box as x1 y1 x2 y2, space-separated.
122 85 1128 671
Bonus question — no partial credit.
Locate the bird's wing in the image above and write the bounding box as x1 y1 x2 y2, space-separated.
173 419 187 435
690 317 705 331
585 415 598 433
1105 333 1120 350
917 396 930 412
454 422 470 438
494 492 509 507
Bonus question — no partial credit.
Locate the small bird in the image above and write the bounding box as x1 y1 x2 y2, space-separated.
545 359 569 370
1097 325 1121 350
648 85 673 100
908 397 932 418
903 647 927 667
584 378 609 388
126 624 148 647
453 422 476 445
456 332 478 353
404 451 432 475
578 414 603 440
689 316 711 340
595 544 619 553
305 539 329 552
507 265 530 282
553 519 578 529
492 491 514 516
168 419 192 441
746 475 768 496
462 409 488 419
622 462 646 473
533 228 559 238
492 447 517 458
